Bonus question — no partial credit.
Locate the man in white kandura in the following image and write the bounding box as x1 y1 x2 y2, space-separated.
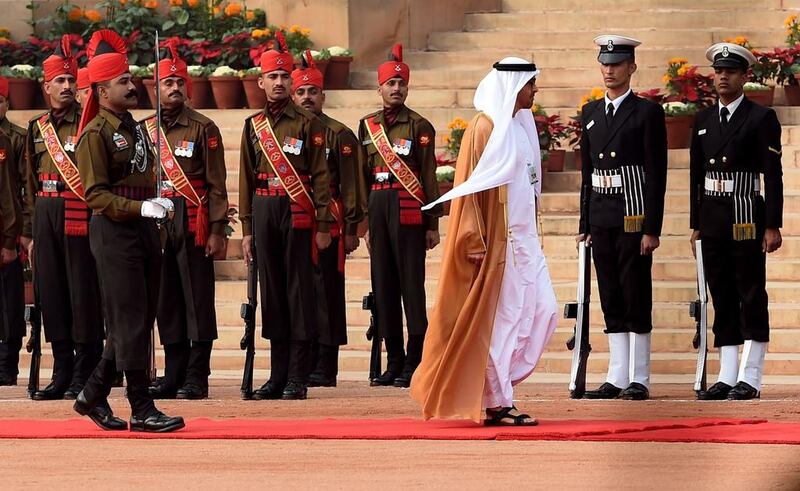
410 57 558 426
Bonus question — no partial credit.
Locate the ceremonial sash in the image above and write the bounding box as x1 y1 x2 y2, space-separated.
251 113 319 264
364 118 426 205
144 117 209 247
37 115 89 236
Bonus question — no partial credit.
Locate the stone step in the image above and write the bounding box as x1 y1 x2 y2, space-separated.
502 0 788 12
465 9 791 33
428 29 786 52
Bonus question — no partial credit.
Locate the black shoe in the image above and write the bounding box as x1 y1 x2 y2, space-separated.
252 380 285 400
176 383 208 400
32 382 67 401
583 382 623 399
370 370 398 387
130 411 185 433
393 370 414 388
148 378 177 399
727 381 760 400
620 382 650 401
307 373 336 388
0 373 17 386
73 392 127 431
281 382 308 400
697 382 733 401
63 388 80 400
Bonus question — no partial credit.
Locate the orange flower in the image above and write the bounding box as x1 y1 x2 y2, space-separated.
251 29 264 38
246 11 254 21
84 9 102 22
119 0 127 4
668 57 688 66
67 7 83 22
213 6 221 14
187 0 199 6
169 0 183 6
677 64 690 76
224 2 242 16
289 24 300 34
144 0 159 9
785 14 798 27
301 28 311 37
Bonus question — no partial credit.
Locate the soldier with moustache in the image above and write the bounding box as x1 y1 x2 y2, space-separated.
146 43 227 400
690 43 783 401
0 77 24 386
291 51 363 387
20 36 105 400
358 44 442 388
239 34 332 400
73 30 183 432
576 35 668 401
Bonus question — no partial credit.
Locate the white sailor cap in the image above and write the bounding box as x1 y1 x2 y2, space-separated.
594 35 641 64
705 42 757 70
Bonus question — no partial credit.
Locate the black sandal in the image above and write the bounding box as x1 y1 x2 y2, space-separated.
484 406 538 427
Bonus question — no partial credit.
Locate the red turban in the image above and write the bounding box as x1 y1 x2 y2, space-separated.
157 39 192 99
0 77 8 98
260 31 294 74
291 50 323 90
76 68 90 90
79 30 129 134
377 44 409 85
43 35 78 82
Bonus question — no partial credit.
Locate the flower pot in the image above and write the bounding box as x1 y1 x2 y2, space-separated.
8 78 38 110
189 77 213 109
241 75 266 110
547 149 566 172
574 148 582 171
24 281 33 305
438 181 453 216
315 59 329 79
131 77 151 109
665 115 693 149
745 86 775 107
324 56 353 90
142 78 158 109
786 78 800 106
209 76 243 109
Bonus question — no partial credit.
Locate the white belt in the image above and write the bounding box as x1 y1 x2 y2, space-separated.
704 178 760 193
591 174 623 189
374 172 391 183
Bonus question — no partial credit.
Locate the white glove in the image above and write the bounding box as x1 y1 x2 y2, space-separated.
141 199 167 219
152 197 175 213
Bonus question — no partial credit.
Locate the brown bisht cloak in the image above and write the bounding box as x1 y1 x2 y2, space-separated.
410 112 509 423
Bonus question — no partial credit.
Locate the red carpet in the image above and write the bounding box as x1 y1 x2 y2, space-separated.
1 417 798 443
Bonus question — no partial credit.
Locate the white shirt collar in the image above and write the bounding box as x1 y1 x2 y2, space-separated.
604 88 632 113
719 93 745 120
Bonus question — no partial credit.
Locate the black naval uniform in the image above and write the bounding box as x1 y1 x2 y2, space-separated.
579 94 668 334
357 105 442 386
689 95 782 347
76 106 161 418
23 103 104 400
0 117 25 385
148 105 227 400
0 130 24 386
309 112 362 386
239 100 332 399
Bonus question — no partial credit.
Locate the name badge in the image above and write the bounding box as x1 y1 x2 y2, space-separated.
112 132 128 150
282 136 303 155
175 140 195 158
586 120 595 130
698 129 707 135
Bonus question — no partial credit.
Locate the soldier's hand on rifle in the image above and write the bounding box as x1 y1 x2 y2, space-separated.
344 234 360 254
690 229 701 259
242 234 253 265
205 233 225 258
763 228 782 254
466 252 485 265
574 233 592 247
426 230 440 250
316 231 332 251
0 247 17 266
640 234 660 256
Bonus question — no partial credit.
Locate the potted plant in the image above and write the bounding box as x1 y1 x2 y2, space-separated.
663 101 698 150
187 65 213 109
325 46 353 90
310 49 331 79
534 108 570 172
1 65 41 110
724 37 777 106
216 205 239 260
743 81 775 106
659 58 715 149
240 67 265 109
435 164 456 216
209 65 243 109
771 45 800 106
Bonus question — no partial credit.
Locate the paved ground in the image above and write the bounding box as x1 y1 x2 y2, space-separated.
1 382 800 490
